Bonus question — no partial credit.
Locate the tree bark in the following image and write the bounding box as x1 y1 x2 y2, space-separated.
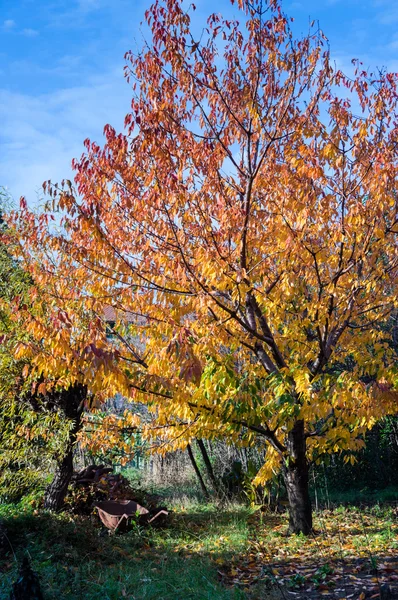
187 443 210 499
43 384 86 511
196 439 223 498
43 444 75 511
282 420 312 535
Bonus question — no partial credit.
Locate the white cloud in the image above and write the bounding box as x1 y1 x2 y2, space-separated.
78 0 101 12
288 2 304 9
0 67 131 203
3 19 16 30
2 21 39 37
376 5 398 25
7 55 84 80
46 0 109 28
21 28 39 37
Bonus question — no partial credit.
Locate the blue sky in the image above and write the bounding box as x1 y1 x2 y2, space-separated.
1 0 398 203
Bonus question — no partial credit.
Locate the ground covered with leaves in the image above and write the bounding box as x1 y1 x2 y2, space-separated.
219 506 398 599
0 497 397 599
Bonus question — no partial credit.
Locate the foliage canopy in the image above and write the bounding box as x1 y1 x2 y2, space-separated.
10 0 398 530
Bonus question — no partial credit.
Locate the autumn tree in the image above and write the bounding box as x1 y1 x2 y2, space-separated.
12 0 398 533
0 194 94 510
0 191 49 501
0 193 62 502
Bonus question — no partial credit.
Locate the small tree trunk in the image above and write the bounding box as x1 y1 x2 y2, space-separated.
323 463 330 510
44 385 85 511
282 420 312 535
196 439 223 497
43 446 74 511
312 467 318 512
187 443 210 499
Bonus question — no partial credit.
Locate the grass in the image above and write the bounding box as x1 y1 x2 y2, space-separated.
316 484 398 506
221 504 398 597
1 492 397 599
251 504 398 560
0 498 250 600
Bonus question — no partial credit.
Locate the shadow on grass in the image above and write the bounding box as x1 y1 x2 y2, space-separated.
220 509 398 599
2 504 396 600
219 552 398 599
0 504 252 600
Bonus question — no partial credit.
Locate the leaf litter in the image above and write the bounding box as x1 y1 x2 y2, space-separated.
217 507 398 599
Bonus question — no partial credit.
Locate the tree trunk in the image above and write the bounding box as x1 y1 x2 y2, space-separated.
43 445 74 511
187 443 210 499
43 385 86 511
196 438 223 497
282 420 312 535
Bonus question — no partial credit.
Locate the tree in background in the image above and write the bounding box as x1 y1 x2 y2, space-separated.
11 0 398 532
0 191 54 501
0 191 95 510
0 191 61 502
